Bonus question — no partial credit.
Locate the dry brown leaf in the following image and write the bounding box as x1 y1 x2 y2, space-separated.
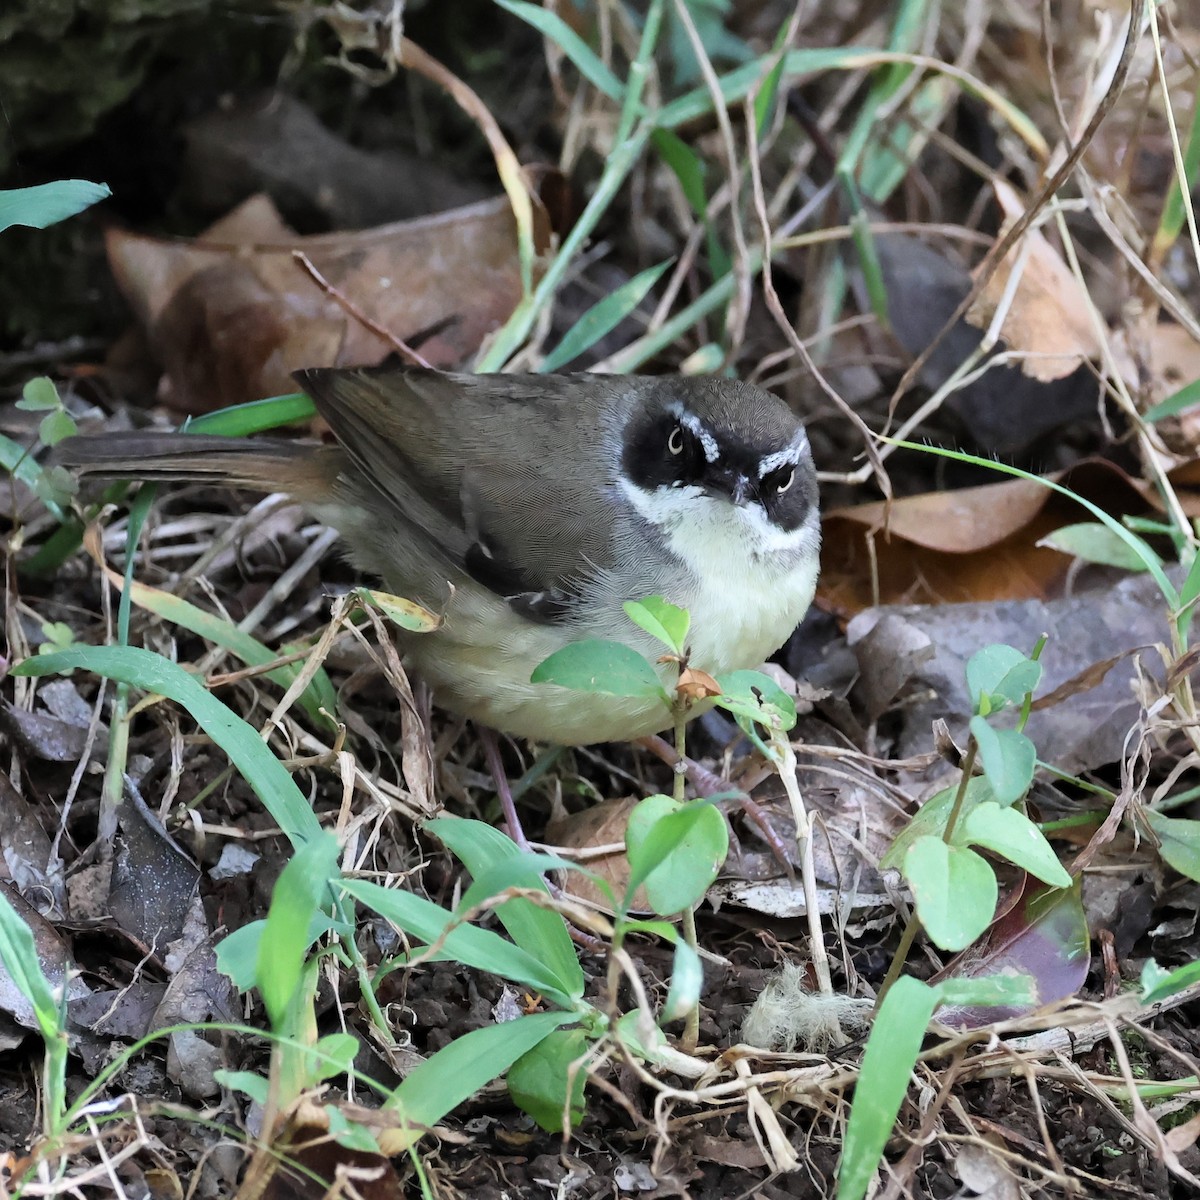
107 192 533 413
677 666 722 700
966 178 1102 381
543 796 644 912
819 458 1200 618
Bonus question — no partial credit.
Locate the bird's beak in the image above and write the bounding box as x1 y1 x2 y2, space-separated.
707 470 751 507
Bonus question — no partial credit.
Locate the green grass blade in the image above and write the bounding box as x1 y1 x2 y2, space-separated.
540 259 672 372
184 392 317 436
494 0 623 100
12 646 323 849
0 180 111 231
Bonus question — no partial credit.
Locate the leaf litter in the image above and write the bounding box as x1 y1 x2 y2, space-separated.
3 2 1200 1197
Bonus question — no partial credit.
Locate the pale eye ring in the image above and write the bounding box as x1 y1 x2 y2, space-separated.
667 424 685 455
770 465 795 494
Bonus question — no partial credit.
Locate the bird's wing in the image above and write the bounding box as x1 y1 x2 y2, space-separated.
295 367 640 621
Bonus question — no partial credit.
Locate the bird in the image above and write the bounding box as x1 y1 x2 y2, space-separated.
57 368 821 836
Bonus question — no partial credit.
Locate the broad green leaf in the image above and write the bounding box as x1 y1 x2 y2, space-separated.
969 718 1035 806
625 795 728 915
1 431 67 522
880 778 995 871
494 0 623 99
38 409 76 447
1040 522 1158 572
904 837 996 952
716 669 797 732
17 378 60 411
13 647 323 848
623 595 690 654
213 1070 269 1106
839 976 938 1200
965 644 1041 714
339 878 576 1008
431 817 585 999
1141 957 1200 1004
215 921 266 990
312 1032 359 1083
958 802 1071 888
531 639 667 699
936 975 1036 1010
507 1027 588 1132
258 833 341 1030
0 180 110 231
541 259 672 372
387 1011 575 1131
1143 810 1200 882
325 1107 381 1152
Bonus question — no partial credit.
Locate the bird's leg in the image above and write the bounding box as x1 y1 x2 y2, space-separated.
477 725 531 850
636 734 794 873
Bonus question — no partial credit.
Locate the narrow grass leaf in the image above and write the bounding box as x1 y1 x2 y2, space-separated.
339 878 575 1007
430 817 584 998
111 575 337 725
494 0 623 100
540 259 672 373
13 647 323 848
388 1011 574 1128
258 833 341 1029
0 890 60 1036
838 975 938 1200
1142 958 1200 1004
0 180 110 231
959 802 1071 888
1 432 66 521
1144 376 1200 424
652 129 708 216
531 639 666 699
185 392 316 436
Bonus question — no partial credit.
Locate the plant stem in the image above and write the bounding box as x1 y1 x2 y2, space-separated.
672 701 687 804
680 906 700 1052
941 738 978 846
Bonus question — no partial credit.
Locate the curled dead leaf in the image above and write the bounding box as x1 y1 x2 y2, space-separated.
677 666 722 700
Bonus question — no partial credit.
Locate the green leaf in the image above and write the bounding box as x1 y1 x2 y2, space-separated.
430 817 585 1000
214 1069 270 1106
625 795 728 915
388 1012 575 1128
258 833 341 1030
312 1032 359 1083
37 410 77 447
17 377 60 411
839 976 938 1200
662 937 703 1023
1143 810 1200 882
904 837 996 952
325 1106 381 1152
506 1027 588 1132
957 802 1071 888
0 889 62 1041
0 180 111 232
1040 522 1158 572
969 718 1036 806
1141 957 1200 1005
936 974 1036 1010
13 647 324 849
879 778 995 871
1144 376 1200 423
339 878 576 1008
965 644 1042 714
623 595 690 654
530 639 667 699
215 921 266 990
185 392 316 436
541 259 672 373
652 128 708 217
353 587 441 634
494 0 623 99
716 669 797 733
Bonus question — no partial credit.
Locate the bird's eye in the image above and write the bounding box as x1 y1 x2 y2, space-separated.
667 424 685 455
767 465 795 494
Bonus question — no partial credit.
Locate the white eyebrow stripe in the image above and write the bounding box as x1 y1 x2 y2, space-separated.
758 433 809 477
673 406 721 463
